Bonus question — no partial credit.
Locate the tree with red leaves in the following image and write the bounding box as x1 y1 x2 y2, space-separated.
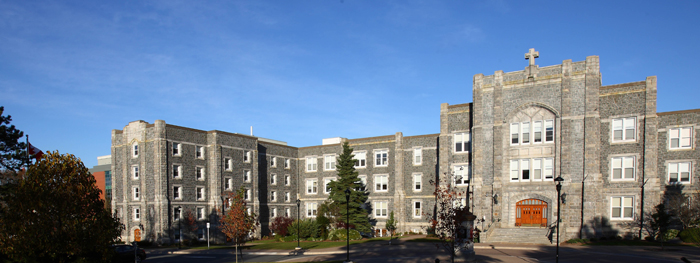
183 209 199 244
219 187 258 263
428 175 474 263
270 216 294 236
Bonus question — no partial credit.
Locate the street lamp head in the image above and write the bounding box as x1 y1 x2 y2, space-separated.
344 188 351 196
296 199 301 207
554 176 564 183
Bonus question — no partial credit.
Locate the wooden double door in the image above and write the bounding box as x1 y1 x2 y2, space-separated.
515 199 548 227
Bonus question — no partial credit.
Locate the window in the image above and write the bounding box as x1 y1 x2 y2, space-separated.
611 196 634 220
172 165 181 179
174 207 182 221
414 148 422 165
132 165 139 179
198 229 205 240
271 207 277 218
611 156 635 180
669 127 692 149
454 165 469 185
306 179 318 194
374 175 388 192
545 120 554 142
454 133 470 153
668 162 691 183
374 201 387 217
133 187 140 200
196 146 204 159
612 117 636 142
246 207 251 215
306 157 317 172
324 155 336 171
533 121 542 143
306 203 318 217
133 143 139 157
224 177 232 190
375 150 388 167
244 189 251 201
196 167 205 181
197 207 205 220
244 170 251 182
284 175 290 186
224 158 232 171
284 192 290 202
511 159 552 182
354 151 367 168
285 208 290 217
172 142 181 156
413 174 422 191
196 187 205 200
544 158 554 180
243 151 251 162
510 123 519 145
270 174 277 185
533 159 542 180
284 158 290 169
270 191 276 202
522 122 530 144
324 178 334 194
270 157 276 167
134 207 140 221
357 175 367 191
413 201 422 218
173 186 182 199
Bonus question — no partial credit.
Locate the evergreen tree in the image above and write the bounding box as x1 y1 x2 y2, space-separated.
386 210 397 244
328 142 372 233
0 106 27 172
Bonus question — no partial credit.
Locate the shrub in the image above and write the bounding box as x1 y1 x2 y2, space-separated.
282 235 298 242
679 228 700 243
285 219 320 239
327 229 362 241
662 229 680 241
565 238 588 244
270 217 295 236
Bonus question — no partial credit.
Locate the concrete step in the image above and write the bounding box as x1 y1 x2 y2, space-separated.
482 227 552 244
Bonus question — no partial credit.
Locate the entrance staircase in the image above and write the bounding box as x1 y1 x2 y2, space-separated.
482 227 552 244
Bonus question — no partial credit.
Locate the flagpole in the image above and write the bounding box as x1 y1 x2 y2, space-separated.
26 135 30 167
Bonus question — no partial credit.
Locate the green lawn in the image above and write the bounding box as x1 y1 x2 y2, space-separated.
188 236 402 250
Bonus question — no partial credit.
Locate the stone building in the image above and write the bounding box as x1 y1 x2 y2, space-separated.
111 50 699 244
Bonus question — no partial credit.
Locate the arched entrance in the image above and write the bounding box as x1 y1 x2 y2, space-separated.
134 229 141 242
515 199 548 227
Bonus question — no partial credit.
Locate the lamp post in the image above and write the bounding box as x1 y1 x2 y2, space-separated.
344 188 352 263
177 206 182 249
295 199 301 250
554 176 564 263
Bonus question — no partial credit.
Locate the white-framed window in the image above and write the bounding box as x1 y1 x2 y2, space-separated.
354 151 367 168
284 159 290 169
244 170 251 182
324 155 336 171
611 196 634 220
244 189 251 201
533 121 543 143
174 206 182 221
545 120 554 142
224 158 232 171
522 122 530 144
270 157 276 167
132 165 139 180
196 167 205 181
271 174 277 185
374 201 388 217
284 192 290 202
133 143 139 157
413 147 422 165
270 191 276 202
510 123 519 145
454 165 469 185
357 175 367 191
413 173 422 191
196 186 205 200
134 207 140 221
284 175 290 186
324 178 334 194
510 158 553 182
133 186 140 200
172 164 181 179
306 202 318 217
668 162 691 183
271 207 277 218
173 186 182 200
172 142 181 156
413 201 422 218
196 146 204 159
306 179 318 194
374 150 388 167
244 150 251 163
197 229 205 240
246 207 251 215
454 132 470 153
306 157 317 172
197 207 205 220
612 117 636 142
611 156 635 180
374 175 388 192
669 127 693 149
224 177 232 190
544 158 554 180
285 207 290 217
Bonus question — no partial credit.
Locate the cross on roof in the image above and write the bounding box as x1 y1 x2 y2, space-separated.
525 48 539 66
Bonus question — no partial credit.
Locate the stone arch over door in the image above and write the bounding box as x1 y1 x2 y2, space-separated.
507 193 554 227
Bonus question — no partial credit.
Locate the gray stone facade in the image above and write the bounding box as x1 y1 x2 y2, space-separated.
112 52 699 244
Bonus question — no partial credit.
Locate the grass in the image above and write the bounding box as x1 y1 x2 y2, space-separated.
565 238 695 247
186 236 402 250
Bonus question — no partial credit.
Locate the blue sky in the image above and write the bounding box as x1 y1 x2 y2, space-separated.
2 0 699 168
